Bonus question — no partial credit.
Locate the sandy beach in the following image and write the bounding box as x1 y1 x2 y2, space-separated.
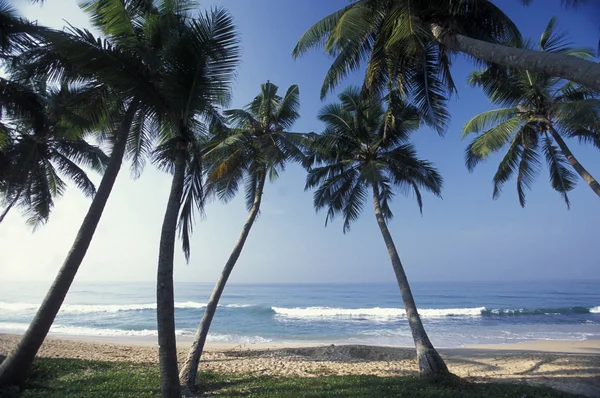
1 334 599 397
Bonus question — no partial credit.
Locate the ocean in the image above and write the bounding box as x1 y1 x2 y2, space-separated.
1 280 599 347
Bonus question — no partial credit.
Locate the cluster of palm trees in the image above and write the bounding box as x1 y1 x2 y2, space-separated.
1 0 598 397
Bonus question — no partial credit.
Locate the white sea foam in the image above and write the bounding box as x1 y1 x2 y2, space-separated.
0 322 163 336
206 334 272 344
590 306 600 314
0 302 39 311
0 301 252 314
271 306 486 320
0 322 270 343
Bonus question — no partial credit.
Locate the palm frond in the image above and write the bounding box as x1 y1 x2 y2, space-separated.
51 152 97 197
177 139 204 261
515 127 541 207
462 108 518 138
492 136 522 200
542 135 576 208
292 5 351 58
464 116 521 171
275 85 300 129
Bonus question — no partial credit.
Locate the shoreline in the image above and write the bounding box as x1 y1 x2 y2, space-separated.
2 332 600 354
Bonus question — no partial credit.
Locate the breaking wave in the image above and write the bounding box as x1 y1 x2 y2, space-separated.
0 301 251 314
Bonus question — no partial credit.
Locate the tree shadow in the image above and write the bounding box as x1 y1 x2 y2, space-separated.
516 357 557 375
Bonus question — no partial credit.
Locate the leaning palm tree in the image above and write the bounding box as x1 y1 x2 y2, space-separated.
463 18 600 207
0 81 108 226
179 81 306 390
293 0 600 103
0 0 170 387
305 86 448 376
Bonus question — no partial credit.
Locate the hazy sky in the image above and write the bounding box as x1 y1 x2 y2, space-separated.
2 0 599 285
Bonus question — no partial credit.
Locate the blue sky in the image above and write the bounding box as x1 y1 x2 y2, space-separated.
2 0 599 285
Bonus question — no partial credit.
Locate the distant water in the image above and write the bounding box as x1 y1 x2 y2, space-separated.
1 281 599 347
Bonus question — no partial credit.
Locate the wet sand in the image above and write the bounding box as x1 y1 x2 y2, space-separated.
1 334 599 397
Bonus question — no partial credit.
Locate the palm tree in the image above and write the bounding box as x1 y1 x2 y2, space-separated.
293 0 600 103
462 18 600 207
305 86 448 376
0 0 168 387
179 81 307 390
0 81 108 226
148 7 240 397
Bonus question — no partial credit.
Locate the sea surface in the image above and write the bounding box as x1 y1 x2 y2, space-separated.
1 280 599 347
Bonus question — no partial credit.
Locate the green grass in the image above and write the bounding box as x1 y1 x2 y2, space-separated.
0 357 581 397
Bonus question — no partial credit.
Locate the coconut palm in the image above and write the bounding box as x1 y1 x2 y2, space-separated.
0 81 108 226
147 7 239 396
293 0 600 107
305 86 448 376
0 0 170 387
179 81 307 390
463 18 600 207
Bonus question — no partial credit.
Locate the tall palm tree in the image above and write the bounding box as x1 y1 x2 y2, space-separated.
179 81 306 390
293 0 600 103
0 81 108 226
305 86 448 376
463 18 600 207
148 7 240 396
0 0 169 387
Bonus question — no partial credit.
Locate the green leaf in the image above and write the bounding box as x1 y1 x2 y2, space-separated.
542 135 576 208
462 108 518 138
465 116 521 171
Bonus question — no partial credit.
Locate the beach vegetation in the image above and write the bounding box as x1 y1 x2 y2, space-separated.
0 357 579 398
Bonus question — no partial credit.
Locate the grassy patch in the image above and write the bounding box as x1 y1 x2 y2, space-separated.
0 358 580 397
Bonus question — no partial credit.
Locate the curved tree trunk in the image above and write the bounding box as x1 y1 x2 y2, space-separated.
547 126 600 198
372 185 449 376
156 147 186 398
0 102 138 388
179 171 266 391
431 26 600 92
0 189 21 224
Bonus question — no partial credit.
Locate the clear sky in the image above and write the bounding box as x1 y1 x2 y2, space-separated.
2 0 599 285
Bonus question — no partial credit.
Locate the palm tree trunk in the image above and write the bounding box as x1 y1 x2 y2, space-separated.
0 189 21 223
156 146 186 398
0 102 138 388
179 171 266 391
371 185 449 376
431 25 600 92
547 126 600 198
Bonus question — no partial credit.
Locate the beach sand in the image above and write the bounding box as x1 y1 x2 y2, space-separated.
1 334 599 397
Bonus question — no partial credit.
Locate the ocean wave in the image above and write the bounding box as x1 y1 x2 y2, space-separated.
0 322 271 343
271 306 485 320
272 305 600 320
0 301 252 314
481 307 594 316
